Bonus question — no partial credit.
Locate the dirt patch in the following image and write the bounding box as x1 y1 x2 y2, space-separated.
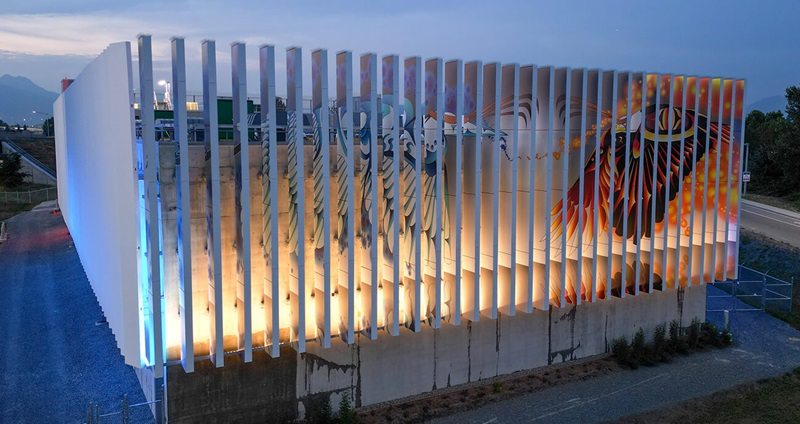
355 354 620 424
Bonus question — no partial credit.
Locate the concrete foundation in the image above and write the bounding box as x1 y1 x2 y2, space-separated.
163 284 705 423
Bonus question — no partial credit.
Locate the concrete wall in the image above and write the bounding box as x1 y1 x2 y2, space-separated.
53 42 142 366
165 283 705 423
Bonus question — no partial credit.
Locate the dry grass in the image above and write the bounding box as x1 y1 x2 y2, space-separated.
356 356 620 424
11 139 56 174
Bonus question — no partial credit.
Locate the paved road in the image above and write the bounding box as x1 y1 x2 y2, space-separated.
740 200 800 248
434 287 800 424
0 202 152 423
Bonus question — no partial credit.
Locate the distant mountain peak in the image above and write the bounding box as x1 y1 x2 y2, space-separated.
0 74 56 96
0 75 59 125
747 95 787 114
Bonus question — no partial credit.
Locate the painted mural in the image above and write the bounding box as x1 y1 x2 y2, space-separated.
151 40 745 357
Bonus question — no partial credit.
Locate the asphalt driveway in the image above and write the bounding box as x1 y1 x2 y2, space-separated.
0 201 152 423
434 287 800 424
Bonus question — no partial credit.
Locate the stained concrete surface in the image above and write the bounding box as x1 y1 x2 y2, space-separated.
0 201 152 423
434 285 800 424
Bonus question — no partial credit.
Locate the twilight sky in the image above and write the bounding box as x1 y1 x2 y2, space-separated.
1 0 798 104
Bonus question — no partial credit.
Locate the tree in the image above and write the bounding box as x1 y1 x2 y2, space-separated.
0 153 29 189
745 84 800 197
43 117 54 137
275 97 287 111
785 85 800 124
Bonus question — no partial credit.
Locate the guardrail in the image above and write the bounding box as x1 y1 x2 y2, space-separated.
1 138 57 180
0 187 58 204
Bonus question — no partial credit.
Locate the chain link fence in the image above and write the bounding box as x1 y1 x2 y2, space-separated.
0 187 57 204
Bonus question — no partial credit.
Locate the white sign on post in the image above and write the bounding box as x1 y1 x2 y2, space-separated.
743 172 751 182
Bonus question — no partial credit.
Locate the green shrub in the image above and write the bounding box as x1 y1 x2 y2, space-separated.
653 323 668 361
631 329 646 356
611 336 637 368
702 322 723 348
611 336 629 359
689 318 701 348
668 320 681 352
492 382 503 393
337 392 358 424
307 396 334 424
722 328 733 345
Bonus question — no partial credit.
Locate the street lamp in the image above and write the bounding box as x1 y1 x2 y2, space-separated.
33 110 53 136
33 110 51 121
157 80 173 110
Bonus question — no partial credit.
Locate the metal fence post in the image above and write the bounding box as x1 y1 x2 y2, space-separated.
762 274 767 311
122 394 130 424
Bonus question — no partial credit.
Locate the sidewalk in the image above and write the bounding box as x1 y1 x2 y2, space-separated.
742 198 800 220
0 201 153 423
434 286 800 424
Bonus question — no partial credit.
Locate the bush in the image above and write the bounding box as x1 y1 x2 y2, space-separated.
668 320 681 353
702 322 724 348
611 336 637 368
307 397 334 424
611 336 628 358
653 324 668 362
492 382 503 393
688 318 701 348
722 328 733 345
653 324 666 350
631 329 647 358
337 392 357 424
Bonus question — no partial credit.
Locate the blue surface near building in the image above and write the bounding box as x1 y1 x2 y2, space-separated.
0 201 153 423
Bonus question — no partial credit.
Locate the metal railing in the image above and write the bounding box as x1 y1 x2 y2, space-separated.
0 187 58 204
86 395 160 424
707 265 794 315
2 138 57 180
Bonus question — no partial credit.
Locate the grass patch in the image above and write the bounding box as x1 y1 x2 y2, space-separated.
738 229 800 329
744 192 800 214
617 368 800 424
739 230 800 283
0 202 35 221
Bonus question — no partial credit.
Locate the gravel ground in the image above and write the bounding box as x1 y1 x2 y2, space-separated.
434 287 800 424
0 201 153 423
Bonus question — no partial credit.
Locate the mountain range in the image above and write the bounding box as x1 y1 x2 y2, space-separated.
0 74 59 126
746 95 787 115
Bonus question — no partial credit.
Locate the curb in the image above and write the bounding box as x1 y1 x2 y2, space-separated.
741 199 800 220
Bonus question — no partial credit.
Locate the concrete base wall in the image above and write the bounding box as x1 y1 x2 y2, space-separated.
165 284 705 423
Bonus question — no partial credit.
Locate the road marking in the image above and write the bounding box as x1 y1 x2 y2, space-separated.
529 373 669 421
482 418 497 424
743 203 800 220
741 209 800 228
